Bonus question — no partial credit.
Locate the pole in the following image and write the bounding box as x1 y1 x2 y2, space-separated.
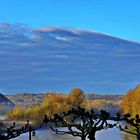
29 127 32 140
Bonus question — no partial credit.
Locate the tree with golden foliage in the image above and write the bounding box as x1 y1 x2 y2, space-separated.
121 85 140 116
42 93 70 117
7 88 85 122
70 88 84 106
7 106 25 120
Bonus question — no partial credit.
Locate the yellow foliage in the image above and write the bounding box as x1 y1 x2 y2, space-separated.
7 88 85 121
121 85 140 116
7 106 25 120
70 88 84 106
83 99 115 110
42 93 70 117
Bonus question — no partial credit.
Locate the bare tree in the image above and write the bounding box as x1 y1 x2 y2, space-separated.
2 107 136 140
0 120 41 140
44 106 118 140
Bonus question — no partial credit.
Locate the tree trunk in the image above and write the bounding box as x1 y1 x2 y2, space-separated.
81 135 86 140
137 134 140 140
88 135 95 140
88 130 96 140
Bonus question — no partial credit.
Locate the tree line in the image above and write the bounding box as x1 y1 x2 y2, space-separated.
1 85 140 140
7 88 117 123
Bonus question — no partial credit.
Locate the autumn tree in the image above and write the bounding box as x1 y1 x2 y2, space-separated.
121 85 140 116
70 88 84 106
42 93 70 117
7 106 25 120
119 85 140 140
7 89 85 123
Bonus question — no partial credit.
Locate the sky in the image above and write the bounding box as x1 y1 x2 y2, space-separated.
0 0 140 94
0 0 140 42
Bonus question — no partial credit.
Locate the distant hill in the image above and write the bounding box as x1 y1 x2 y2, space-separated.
6 93 44 108
6 93 123 107
0 93 14 104
85 93 123 101
0 93 15 115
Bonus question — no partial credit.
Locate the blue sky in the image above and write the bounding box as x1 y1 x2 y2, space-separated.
0 0 140 94
0 0 140 42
